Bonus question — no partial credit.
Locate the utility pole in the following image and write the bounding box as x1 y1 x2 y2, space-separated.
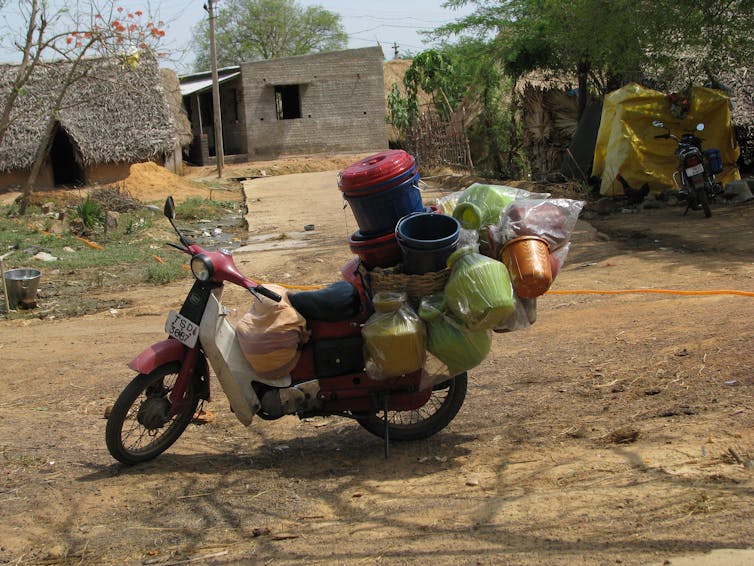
392 42 399 59
205 0 224 178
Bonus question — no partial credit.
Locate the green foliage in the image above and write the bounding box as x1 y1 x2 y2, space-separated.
404 50 456 117
387 39 525 178
123 214 149 235
175 197 233 221
435 0 754 93
0 204 183 280
75 197 104 229
192 0 348 69
146 262 188 285
386 84 412 133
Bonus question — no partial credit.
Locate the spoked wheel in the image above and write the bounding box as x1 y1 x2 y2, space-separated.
106 363 200 465
357 373 467 441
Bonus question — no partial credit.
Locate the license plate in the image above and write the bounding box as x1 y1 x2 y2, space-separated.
685 163 704 176
165 310 199 348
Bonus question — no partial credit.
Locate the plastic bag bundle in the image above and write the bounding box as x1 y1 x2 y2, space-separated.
236 284 310 379
501 198 584 250
419 293 491 375
436 191 464 217
494 296 538 333
485 197 583 298
362 292 426 380
451 183 551 231
444 245 515 330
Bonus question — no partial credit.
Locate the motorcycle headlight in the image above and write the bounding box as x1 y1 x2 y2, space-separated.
190 255 214 281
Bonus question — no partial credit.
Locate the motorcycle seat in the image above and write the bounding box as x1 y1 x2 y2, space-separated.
289 281 361 322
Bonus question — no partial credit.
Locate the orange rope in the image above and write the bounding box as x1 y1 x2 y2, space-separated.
75 236 104 250
265 283 324 291
265 285 754 296
546 288 754 297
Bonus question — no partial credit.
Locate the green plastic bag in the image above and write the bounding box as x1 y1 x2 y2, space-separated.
419 294 491 374
452 183 521 230
444 245 515 330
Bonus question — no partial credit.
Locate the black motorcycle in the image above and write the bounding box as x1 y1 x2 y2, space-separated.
652 121 723 218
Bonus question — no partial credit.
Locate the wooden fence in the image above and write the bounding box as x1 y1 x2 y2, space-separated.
403 108 473 173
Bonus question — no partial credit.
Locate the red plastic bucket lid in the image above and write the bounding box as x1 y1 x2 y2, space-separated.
338 150 416 192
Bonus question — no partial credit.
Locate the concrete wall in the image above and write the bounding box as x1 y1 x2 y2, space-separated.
241 47 388 158
184 76 247 162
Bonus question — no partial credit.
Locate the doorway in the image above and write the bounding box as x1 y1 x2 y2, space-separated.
50 124 84 186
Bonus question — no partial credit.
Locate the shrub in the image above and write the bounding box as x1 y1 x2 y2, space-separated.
76 197 104 229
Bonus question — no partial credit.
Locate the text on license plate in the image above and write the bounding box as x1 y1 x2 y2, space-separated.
685 163 704 176
165 310 199 348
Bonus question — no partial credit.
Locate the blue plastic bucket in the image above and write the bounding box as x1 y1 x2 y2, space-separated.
396 212 461 250
396 212 461 275
344 172 424 237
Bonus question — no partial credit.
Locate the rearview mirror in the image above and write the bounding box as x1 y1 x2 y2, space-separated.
696 123 705 132
652 120 665 128
164 196 176 220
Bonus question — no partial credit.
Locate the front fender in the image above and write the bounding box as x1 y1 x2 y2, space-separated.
129 338 186 374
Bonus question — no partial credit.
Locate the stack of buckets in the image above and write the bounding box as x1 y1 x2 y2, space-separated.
340 150 461 275
340 150 424 269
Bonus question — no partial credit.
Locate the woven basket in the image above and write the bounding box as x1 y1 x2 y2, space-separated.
361 264 450 307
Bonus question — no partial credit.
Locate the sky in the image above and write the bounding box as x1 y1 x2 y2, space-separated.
0 0 475 75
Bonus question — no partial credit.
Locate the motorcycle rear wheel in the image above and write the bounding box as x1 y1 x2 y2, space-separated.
698 187 712 218
105 363 200 465
357 373 467 441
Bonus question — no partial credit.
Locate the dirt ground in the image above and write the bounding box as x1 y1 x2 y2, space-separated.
1 161 753 565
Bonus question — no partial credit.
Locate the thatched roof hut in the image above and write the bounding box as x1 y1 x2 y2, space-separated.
0 53 181 189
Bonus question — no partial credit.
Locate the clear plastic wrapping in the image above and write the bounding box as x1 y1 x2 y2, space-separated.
443 245 515 330
419 293 491 375
500 198 584 250
436 191 464 216
362 291 426 380
451 183 551 231
494 296 537 333
236 284 310 379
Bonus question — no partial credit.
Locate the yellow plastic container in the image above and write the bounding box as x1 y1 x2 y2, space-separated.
362 292 426 379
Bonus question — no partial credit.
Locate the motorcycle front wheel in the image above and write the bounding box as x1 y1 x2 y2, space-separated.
357 373 467 441
105 363 200 465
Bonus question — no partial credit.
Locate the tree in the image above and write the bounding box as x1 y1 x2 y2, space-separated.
1 2 167 213
192 0 347 70
388 41 522 178
438 0 754 116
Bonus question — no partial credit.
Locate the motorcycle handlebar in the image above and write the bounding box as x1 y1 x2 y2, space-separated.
252 285 282 302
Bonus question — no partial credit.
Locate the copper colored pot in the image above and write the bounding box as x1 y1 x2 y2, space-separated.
501 236 553 298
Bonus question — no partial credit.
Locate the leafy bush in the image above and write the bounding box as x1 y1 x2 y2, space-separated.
76 197 104 229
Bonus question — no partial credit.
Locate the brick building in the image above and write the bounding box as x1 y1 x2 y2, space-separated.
180 46 388 164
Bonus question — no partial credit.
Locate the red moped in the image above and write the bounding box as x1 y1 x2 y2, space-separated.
105 197 467 464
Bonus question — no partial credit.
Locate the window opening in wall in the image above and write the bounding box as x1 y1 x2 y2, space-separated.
275 85 301 120
226 88 239 122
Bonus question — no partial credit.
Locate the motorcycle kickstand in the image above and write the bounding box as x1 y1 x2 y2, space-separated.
383 391 390 460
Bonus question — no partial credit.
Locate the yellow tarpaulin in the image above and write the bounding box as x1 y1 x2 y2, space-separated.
593 83 740 196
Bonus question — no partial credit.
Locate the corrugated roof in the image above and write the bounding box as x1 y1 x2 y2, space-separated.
180 72 240 96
